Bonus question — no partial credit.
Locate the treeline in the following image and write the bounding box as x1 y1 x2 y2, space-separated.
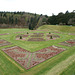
0 10 75 29
0 11 48 29
47 10 75 25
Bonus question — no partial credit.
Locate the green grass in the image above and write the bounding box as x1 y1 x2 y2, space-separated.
60 61 75 75
44 53 75 75
0 25 75 75
38 25 75 33
0 51 21 75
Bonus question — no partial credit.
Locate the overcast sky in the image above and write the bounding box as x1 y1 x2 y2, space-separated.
0 0 75 16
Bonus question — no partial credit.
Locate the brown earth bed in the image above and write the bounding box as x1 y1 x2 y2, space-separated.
31 34 44 37
16 34 29 37
28 38 46 41
47 34 60 38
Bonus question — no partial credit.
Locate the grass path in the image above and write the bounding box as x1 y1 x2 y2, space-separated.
44 53 75 75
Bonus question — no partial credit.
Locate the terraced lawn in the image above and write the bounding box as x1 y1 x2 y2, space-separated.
0 25 75 75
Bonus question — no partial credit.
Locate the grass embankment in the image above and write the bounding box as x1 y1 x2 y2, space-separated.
38 25 75 33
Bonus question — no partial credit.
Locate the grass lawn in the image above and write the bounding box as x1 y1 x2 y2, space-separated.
60 61 75 75
0 25 75 75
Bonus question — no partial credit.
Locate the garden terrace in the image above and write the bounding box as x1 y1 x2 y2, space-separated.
2 45 65 69
47 34 60 38
0 39 12 46
0 33 9 35
16 34 29 37
30 34 44 37
28 38 46 41
14 31 26 34
30 33 44 37
69 33 75 35
16 34 29 40
59 39 75 47
33 33 44 35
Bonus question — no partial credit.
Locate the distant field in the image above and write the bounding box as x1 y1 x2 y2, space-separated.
0 25 75 75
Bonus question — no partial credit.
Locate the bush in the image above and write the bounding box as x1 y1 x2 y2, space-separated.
49 32 51 34
20 36 22 39
27 32 29 34
50 35 53 39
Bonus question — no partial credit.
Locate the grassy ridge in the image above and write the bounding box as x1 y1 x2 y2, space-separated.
38 25 75 33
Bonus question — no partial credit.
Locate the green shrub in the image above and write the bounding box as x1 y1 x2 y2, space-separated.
49 32 51 34
27 32 29 34
20 36 22 39
50 35 53 39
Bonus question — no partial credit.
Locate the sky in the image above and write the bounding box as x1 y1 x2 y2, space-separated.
0 0 75 16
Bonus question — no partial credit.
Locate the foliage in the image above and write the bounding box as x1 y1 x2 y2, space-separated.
50 35 53 39
20 36 22 39
47 10 75 25
0 11 48 29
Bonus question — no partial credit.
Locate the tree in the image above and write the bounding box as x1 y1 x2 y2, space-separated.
15 18 18 24
3 13 7 17
68 18 75 25
29 23 32 30
47 15 57 25
65 10 69 14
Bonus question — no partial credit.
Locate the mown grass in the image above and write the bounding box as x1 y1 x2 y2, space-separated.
38 25 75 33
44 53 75 75
0 28 29 34
0 51 21 75
0 25 75 75
60 61 75 75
